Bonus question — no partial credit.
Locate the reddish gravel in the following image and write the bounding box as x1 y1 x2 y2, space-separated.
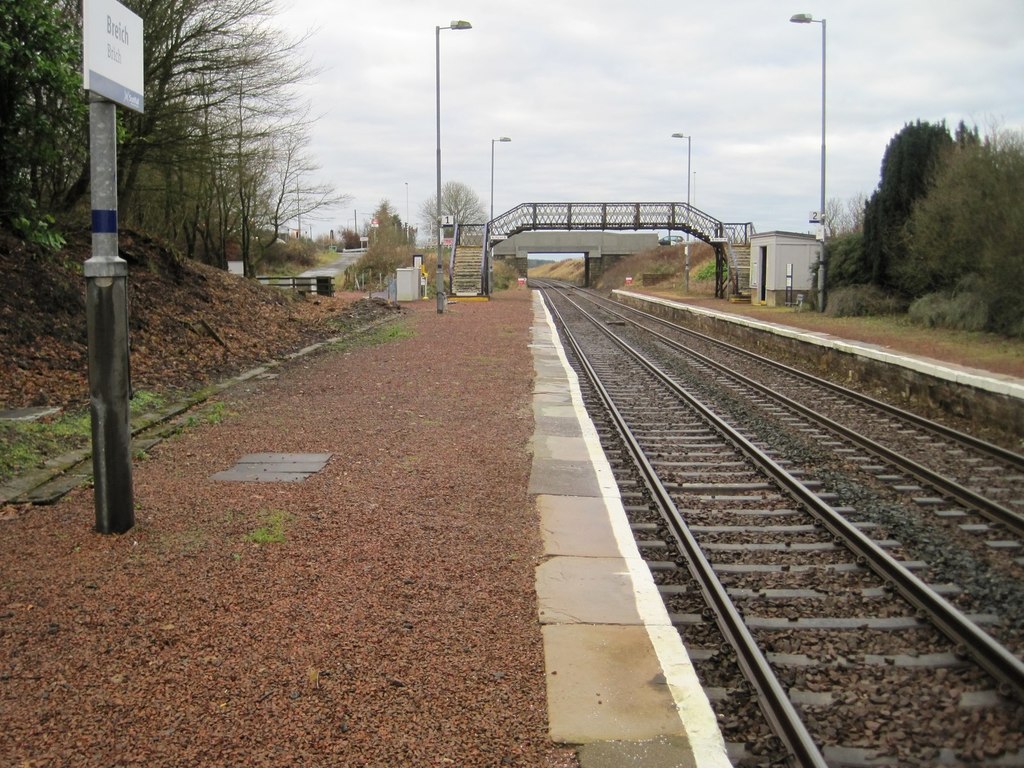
0 289 579 767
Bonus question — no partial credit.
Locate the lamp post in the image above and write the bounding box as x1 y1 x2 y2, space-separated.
671 132 692 249
490 137 511 223
670 133 692 288
670 132 692 210
790 12 827 311
435 20 472 314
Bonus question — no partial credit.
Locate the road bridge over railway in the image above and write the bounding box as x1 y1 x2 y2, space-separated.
450 202 755 298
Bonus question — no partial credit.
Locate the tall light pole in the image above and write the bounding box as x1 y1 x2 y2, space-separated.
435 20 472 314
791 12 827 311
670 132 692 210
670 133 693 287
404 181 409 242
671 132 692 249
490 136 511 222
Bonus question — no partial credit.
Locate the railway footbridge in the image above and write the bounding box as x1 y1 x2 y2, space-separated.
448 202 755 297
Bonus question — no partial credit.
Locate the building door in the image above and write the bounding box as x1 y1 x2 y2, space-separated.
759 246 768 303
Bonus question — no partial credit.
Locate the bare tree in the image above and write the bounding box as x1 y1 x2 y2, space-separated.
113 0 349 270
258 129 350 261
418 181 487 242
825 193 867 237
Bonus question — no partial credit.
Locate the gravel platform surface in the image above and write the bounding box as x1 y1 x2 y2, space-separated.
0 289 579 767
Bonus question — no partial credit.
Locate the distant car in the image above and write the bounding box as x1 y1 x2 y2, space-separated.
658 235 684 246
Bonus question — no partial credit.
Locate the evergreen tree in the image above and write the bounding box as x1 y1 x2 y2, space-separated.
863 120 953 291
904 126 1024 335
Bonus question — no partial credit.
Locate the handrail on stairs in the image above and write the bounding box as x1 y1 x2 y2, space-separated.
448 222 459 293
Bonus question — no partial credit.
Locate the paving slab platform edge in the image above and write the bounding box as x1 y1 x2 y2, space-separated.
529 292 731 768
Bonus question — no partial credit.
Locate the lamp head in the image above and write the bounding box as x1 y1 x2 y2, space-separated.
671 133 688 139
450 20 472 30
790 13 813 23
497 136 511 142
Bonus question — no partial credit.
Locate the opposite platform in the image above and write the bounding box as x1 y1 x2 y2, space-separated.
614 290 1024 402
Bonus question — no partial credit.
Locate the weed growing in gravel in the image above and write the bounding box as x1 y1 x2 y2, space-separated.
185 401 233 428
204 402 228 424
246 510 291 544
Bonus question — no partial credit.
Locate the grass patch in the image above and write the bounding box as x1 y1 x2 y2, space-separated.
327 319 413 352
183 400 233 429
0 409 92 483
0 389 173 485
246 509 291 544
130 390 169 414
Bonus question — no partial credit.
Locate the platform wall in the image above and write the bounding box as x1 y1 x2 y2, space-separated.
612 293 1024 443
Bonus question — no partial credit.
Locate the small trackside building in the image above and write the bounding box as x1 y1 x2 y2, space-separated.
748 231 822 307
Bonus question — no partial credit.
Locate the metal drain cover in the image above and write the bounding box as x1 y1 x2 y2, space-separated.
211 453 332 483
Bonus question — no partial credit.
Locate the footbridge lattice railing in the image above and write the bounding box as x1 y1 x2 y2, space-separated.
484 202 753 249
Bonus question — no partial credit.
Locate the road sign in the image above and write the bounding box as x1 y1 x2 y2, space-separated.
82 0 144 112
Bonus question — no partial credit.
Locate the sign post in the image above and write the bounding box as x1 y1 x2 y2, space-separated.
82 0 143 533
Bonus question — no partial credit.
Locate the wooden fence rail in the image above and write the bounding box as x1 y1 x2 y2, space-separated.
255 275 334 296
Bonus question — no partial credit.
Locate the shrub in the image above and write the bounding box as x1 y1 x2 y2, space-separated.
352 244 415 290
693 259 723 282
826 231 868 288
490 259 520 291
907 277 989 332
259 238 318 272
826 285 906 317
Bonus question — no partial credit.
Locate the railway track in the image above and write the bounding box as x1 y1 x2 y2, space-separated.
535 281 1024 767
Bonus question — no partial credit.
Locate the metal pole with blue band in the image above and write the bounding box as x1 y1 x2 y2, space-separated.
83 0 143 533
85 97 134 534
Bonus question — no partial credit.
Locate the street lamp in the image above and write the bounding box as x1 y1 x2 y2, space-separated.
670 133 694 287
790 12 827 311
671 132 692 246
404 181 409 242
490 137 511 222
670 132 692 210
435 19 472 314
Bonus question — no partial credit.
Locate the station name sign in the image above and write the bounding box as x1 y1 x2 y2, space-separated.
82 0 144 112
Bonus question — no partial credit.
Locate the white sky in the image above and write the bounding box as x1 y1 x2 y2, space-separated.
276 0 1024 240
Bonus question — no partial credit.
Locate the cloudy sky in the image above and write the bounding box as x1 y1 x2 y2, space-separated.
276 0 1024 241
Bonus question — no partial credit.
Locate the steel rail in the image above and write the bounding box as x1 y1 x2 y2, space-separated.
546 283 1024 706
543 291 829 767
577 291 1024 538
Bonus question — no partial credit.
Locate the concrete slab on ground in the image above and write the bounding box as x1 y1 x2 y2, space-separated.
542 623 690 744
538 495 622 558
211 452 332 482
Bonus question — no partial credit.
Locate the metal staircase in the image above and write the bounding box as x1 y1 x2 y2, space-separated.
451 246 485 296
726 242 752 301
